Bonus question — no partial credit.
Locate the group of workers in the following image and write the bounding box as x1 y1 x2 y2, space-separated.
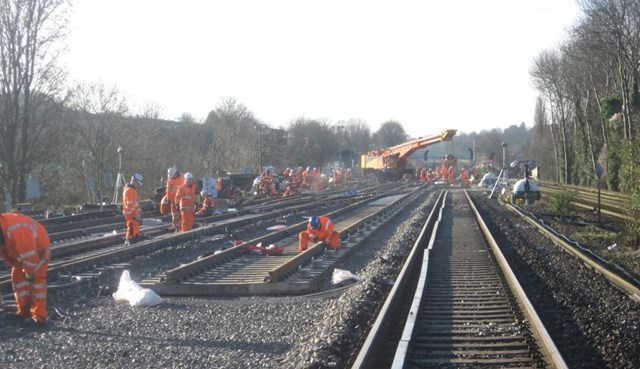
124 167 210 246
257 167 353 197
417 164 480 187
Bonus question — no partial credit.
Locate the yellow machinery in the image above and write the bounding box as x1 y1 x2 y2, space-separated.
361 129 457 180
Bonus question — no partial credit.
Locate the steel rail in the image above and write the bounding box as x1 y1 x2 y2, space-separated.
351 190 446 369
507 203 640 302
162 190 396 282
467 190 567 369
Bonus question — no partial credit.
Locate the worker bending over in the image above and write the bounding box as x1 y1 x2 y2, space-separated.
196 190 214 217
299 216 340 251
176 172 197 232
123 173 143 246
0 213 51 325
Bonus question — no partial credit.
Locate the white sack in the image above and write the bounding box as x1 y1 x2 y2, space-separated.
332 268 362 285
112 270 163 307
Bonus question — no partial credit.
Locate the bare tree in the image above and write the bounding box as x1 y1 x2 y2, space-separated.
531 49 574 183
138 101 163 120
578 0 640 140
372 120 407 148
0 0 70 202
68 82 129 203
204 98 258 173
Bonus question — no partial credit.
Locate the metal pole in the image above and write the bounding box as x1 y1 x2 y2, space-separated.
259 127 263 173
502 142 508 180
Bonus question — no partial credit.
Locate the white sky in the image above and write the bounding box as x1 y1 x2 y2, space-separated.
63 0 580 137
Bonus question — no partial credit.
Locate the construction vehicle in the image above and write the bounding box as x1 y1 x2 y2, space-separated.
361 129 457 181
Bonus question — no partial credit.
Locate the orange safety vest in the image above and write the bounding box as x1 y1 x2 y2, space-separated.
122 184 141 218
197 197 215 215
175 182 197 212
0 213 51 273
307 216 334 242
166 173 184 201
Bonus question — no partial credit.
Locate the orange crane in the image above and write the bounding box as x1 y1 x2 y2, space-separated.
361 129 457 180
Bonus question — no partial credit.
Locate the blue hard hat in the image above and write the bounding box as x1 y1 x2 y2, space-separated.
309 216 320 229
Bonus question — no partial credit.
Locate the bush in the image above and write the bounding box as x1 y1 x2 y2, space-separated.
624 191 640 249
545 190 577 217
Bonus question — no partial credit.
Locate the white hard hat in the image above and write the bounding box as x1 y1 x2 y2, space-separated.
185 172 194 180
132 173 143 185
200 190 208 197
168 167 177 178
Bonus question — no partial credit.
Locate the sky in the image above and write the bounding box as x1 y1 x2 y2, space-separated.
63 0 581 137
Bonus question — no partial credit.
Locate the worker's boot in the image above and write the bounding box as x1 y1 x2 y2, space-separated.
124 239 131 247
24 316 46 327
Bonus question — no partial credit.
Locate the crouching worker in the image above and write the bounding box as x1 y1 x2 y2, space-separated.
196 190 214 217
298 216 340 252
0 213 51 326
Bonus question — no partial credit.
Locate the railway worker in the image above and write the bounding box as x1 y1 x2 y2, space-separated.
123 173 144 246
447 165 455 185
302 166 311 188
298 215 340 252
175 172 197 232
196 190 215 217
441 165 449 184
459 168 470 186
166 167 184 231
0 212 51 326
419 168 428 184
345 168 353 186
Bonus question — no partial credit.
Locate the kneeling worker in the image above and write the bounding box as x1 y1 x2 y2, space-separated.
299 215 340 251
0 213 51 325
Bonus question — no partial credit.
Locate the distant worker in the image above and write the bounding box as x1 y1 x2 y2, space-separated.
175 172 197 232
447 165 455 185
0 212 51 325
345 168 353 186
166 167 184 231
419 168 427 184
123 173 144 246
196 190 215 217
459 168 470 187
298 216 340 252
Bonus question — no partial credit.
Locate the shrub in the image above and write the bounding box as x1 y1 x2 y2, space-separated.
545 190 577 217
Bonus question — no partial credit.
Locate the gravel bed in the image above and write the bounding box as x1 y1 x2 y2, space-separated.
0 189 437 369
469 190 640 369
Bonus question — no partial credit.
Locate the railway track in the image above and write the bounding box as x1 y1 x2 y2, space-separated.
352 189 566 369
0 183 395 293
537 180 630 220
506 202 640 302
142 186 425 296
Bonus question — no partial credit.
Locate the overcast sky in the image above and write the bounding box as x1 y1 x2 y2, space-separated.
63 0 580 137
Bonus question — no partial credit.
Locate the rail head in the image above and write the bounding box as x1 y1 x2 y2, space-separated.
464 190 568 369
351 189 447 369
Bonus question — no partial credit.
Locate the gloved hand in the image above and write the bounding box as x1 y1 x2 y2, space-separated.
310 235 318 242
25 273 35 281
135 215 142 223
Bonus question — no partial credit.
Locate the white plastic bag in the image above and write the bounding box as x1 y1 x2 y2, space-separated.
332 268 362 285
112 270 163 306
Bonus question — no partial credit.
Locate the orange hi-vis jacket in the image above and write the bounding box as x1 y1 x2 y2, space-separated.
166 173 184 202
307 216 334 242
0 213 50 274
175 182 197 212
122 184 141 219
196 196 215 216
